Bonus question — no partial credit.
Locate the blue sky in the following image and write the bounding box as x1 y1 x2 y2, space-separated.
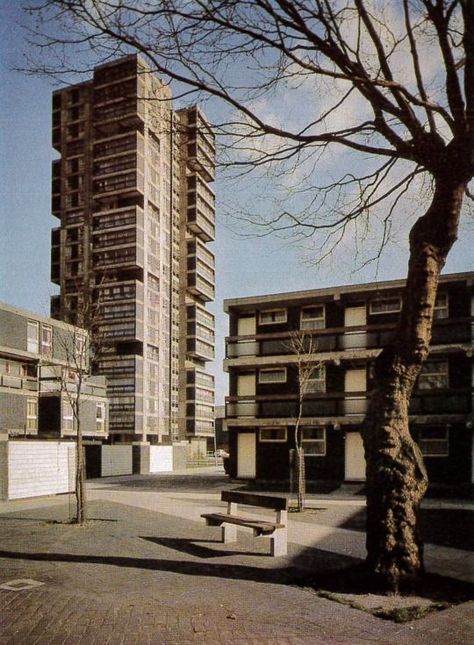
1 2 472 404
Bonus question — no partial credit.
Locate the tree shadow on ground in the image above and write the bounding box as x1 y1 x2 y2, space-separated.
0 546 472 604
141 536 269 559
291 562 474 606
338 508 474 551
0 548 302 585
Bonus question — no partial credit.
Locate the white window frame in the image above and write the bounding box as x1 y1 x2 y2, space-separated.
259 308 287 325
96 402 106 432
305 365 326 393
301 426 326 456
418 427 449 457
27 320 39 353
258 367 287 384
259 427 287 442
41 324 53 355
26 398 38 431
418 361 449 390
300 305 325 330
369 297 402 315
433 293 449 320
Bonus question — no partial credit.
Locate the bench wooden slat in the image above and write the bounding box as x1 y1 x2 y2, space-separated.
201 512 283 535
221 491 288 511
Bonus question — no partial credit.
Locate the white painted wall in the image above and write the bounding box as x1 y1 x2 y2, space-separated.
101 445 133 477
149 445 173 473
8 441 76 500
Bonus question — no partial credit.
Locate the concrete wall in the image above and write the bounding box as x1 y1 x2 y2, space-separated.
0 391 31 433
4 440 75 500
101 445 133 477
149 445 173 473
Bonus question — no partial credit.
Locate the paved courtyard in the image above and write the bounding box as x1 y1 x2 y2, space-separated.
0 468 473 644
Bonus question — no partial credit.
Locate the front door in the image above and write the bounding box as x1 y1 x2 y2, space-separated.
345 432 366 480
237 432 256 479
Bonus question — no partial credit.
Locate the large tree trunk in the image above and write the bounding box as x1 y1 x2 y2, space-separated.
362 177 465 592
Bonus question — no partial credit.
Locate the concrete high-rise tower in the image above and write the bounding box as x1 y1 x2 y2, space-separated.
50 55 215 445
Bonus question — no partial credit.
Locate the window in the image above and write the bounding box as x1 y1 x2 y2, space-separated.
369 297 401 314
259 427 287 442
96 403 106 432
27 321 39 353
305 366 326 393
63 400 74 431
21 363 36 378
418 361 448 390
301 426 326 455
41 324 53 355
258 368 287 384
75 334 86 363
1 359 11 375
434 293 448 320
259 309 287 325
300 305 325 330
26 398 38 431
418 427 449 456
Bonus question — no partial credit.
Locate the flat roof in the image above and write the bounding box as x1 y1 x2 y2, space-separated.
223 271 474 312
0 301 84 333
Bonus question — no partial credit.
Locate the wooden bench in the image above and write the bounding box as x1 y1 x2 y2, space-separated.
201 491 288 557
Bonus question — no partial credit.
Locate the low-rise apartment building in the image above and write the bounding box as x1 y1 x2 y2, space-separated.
224 272 474 485
0 302 108 439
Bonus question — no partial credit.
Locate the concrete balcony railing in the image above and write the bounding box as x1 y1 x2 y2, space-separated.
187 337 215 361
187 207 215 242
187 304 215 331
226 319 473 359
187 273 215 302
225 387 472 420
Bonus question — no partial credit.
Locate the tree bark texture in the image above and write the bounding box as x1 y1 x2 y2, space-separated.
362 178 466 592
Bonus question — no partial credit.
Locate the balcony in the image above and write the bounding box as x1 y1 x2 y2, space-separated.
93 97 143 125
186 401 215 421
225 387 471 421
187 273 215 302
409 389 471 415
94 132 143 159
186 140 215 182
93 244 144 271
187 304 215 331
186 385 214 406
187 336 215 361
93 205 143 232
93 171 145 200
187 368 215 390
0 374 38 392
98 279 143 304
93 152 138 178
187 207 215 242
99 320 143 343
93 58 138 88
93 228 137 250
225 318 473 360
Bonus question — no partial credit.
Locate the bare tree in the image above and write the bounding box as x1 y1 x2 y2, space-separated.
288 331 321 512
23 0 474 590
50 287 106 524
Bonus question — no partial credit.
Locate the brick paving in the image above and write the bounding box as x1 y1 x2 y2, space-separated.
0 474 473 644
